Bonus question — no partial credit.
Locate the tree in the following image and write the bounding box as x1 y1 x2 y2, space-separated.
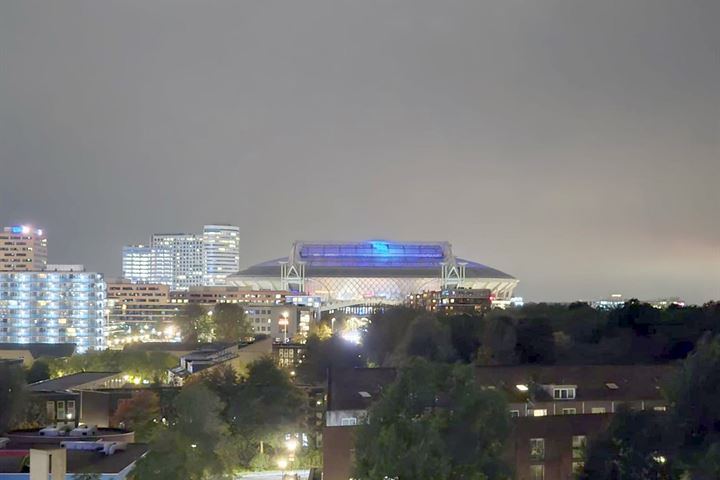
354 359 511 480
0 363 27 434
297 334 364 385
390 315 457 364
198 359 305 469
477 313 518 365
580 408 680 480
111 390 161 441
364 307 419 366
177 304 211 343
664 335 720 479
212 303 252 342
516 318 556 364
26 358 51 383
132 382 232 479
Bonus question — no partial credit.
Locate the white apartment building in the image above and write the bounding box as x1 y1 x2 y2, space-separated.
151 233 204 291
202 224 240 287
121 245 173 285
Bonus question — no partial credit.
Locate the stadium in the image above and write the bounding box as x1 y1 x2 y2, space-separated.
228 240 518 308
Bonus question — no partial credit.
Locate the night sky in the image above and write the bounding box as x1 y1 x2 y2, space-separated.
1 1 718 303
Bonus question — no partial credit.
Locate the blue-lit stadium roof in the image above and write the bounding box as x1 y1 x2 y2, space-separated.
235 240 515 279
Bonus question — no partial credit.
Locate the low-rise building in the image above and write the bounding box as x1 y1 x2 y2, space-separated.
106 281 180 346
323 364 675 480
407 288 493 314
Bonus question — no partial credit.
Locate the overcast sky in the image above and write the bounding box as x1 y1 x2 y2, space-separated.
1 0 718 303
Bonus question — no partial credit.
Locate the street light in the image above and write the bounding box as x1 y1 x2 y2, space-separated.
277 457 288 477
279 311 290 342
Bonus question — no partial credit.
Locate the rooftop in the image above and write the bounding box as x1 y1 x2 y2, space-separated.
233 240 515 279
328 364 676 411
28 372 122 392
0 343 76 358
0 443 148 475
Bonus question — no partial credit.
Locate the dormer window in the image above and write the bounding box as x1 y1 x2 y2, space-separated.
553 386 576 400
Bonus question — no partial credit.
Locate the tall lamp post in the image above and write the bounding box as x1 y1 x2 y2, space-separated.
279 311 290 342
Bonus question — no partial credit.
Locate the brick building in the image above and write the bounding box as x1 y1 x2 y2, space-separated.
323 364 674 480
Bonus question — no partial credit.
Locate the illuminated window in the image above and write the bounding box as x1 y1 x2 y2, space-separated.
341 417 358 426
509 410 520 418
530 438 545 460
591 407 606 414
553 387 576 400
57 401 66 420
562 408 577 415
530 464 544 480
572 435 586 459
532 409 547 417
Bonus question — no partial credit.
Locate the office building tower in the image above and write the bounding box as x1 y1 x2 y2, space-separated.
121 245 173 285
0 265 107 352
0 225 48 271
151 233 204 291
202 224 240 286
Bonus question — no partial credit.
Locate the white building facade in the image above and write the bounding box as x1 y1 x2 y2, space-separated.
202 224 240 286
0 265 107 352
121 245 173 285
151 233 204 291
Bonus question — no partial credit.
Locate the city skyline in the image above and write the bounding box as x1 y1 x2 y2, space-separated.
1 1 718 304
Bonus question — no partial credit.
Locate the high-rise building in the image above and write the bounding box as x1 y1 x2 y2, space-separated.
151 233 204 291
121 245 173 285
202 224 240 286
0 225 48 271
0 265 107 352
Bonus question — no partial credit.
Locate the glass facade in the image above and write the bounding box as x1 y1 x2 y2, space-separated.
0 269 107 352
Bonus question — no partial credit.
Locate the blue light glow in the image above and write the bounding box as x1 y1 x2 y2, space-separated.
11 226 23 234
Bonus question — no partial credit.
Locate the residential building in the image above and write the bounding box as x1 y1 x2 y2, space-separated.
323 364 675 480
407 288 493 314
202 224 240 286
0 265 107 352
106 281 180 346
169 286 287 305
0 224 47 271
245 304 317 340
121 244 173 285
0 431 146 480
151 233 204 291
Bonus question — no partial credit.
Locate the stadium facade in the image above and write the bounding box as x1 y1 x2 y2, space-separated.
227 240 518 307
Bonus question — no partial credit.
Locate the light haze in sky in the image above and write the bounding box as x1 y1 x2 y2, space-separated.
1 0 718 303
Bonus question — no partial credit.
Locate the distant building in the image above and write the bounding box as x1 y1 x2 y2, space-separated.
202 224 240 286
323 364 674 480
0 265 107 352
151 233 204 290
106 281 180 346
245 304 317 340
229 240 518 309
121 244 173 285
408 288 493 314
0 224 48 271
169 286 287 305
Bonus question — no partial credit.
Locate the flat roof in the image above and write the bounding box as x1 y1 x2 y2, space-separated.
0 443 148 474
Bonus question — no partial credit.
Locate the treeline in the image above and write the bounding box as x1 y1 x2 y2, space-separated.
131 358 319 479
28 350 178 384
362 301 720 367
581 336 720 480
